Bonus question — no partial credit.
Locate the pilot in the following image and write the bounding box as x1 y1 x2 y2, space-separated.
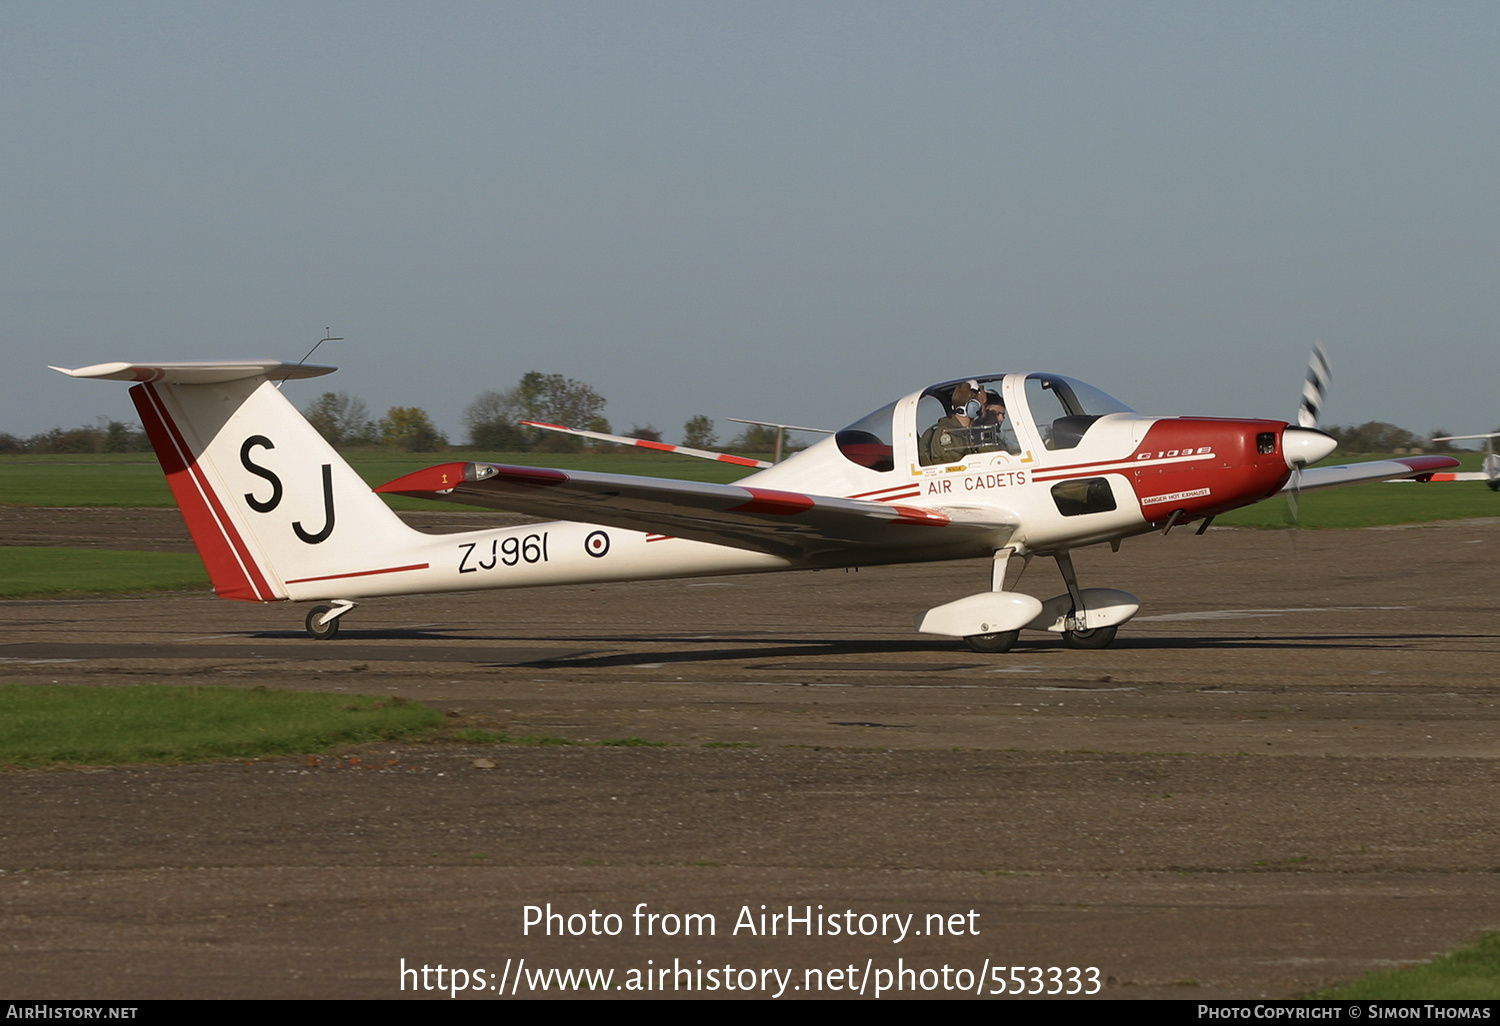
922 381 985 465
976 397 1016 452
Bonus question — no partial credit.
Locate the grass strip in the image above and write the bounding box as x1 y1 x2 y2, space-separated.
0 547 209 598
1215 479 1500 529
0 450 751 509
1309 932 1500 999
0 684 444 767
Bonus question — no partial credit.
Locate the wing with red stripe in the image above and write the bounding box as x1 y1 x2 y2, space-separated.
1283 455 1464 493
377 462 1014 559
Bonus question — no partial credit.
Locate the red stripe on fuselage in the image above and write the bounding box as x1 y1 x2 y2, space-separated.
284 563 429 585
131 383 277 602
849 484 920 499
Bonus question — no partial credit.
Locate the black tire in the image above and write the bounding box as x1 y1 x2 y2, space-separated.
305 605 340 640
1063 624 1117 649
1488 480 1500 492
964 630 1019 654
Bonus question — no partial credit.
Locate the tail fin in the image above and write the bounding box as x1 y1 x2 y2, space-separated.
54 361 421 602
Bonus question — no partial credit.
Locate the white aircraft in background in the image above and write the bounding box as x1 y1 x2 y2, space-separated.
54 358 1460 652
1424 433 1500 490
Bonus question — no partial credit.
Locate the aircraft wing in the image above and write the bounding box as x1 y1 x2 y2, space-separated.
1280 455 1463 494
51 360 336 384
377 462 1015 560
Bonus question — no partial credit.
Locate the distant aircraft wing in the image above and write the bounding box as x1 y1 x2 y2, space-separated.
1281 455 1463 494
377 462 1015 560
519 420 772 469
1386 472 1489 483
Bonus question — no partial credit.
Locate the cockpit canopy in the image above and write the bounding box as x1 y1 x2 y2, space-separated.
835 399 899 472
1019 374 1135 451
835 373 1135 473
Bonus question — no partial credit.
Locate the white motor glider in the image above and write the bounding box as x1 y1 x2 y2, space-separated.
54 359 1460 651
1420 433 1500 490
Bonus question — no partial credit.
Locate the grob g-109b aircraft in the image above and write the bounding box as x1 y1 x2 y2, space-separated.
55 359 1459 652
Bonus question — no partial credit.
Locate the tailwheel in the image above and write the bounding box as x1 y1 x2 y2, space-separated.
1062 624 1117 650
964 630 1019 654
305 605 341 640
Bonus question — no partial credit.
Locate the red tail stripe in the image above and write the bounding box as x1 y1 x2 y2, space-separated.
133 384 276 602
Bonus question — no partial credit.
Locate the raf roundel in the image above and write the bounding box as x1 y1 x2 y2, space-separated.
584 530 611 558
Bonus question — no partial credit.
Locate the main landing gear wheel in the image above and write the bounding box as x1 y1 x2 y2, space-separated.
1062 624 1117 650
964 630 1019 654
305 605 340 640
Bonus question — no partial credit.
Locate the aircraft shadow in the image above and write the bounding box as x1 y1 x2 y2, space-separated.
504 638 970 669
230 629 1480 668
1109 632 1477 651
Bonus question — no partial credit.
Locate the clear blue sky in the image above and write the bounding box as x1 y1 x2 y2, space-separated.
6 2 1498 443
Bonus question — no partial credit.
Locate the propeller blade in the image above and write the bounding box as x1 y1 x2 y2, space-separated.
1288 342 1330 530
1297 341 1331 428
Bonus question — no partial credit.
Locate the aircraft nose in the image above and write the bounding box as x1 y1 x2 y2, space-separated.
1283 427 1337 468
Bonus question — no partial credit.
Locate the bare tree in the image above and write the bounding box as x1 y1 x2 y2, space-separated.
303 392 375 447
464 390 529 450
464 372 609 453
682 415 716 449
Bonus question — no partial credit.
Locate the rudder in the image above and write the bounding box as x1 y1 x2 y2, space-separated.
57 360 423 602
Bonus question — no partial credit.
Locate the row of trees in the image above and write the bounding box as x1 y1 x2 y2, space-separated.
301 371 750 453
301 392 451 451
0 420 152 455
0 371 716 455
1321 422 1459 454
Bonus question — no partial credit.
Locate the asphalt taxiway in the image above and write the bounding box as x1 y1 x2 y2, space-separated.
3 518 1499 998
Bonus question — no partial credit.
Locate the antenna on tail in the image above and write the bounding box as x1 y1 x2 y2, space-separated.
277 328 343 387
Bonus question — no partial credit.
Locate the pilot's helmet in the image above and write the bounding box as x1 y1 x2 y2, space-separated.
951 380 984 419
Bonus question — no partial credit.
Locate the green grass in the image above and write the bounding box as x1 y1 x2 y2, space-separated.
0 449 751 510
1216 479 1500 529
1309 932 1500 999
0 684 445 767
0 453 175 507
0 547 210 598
